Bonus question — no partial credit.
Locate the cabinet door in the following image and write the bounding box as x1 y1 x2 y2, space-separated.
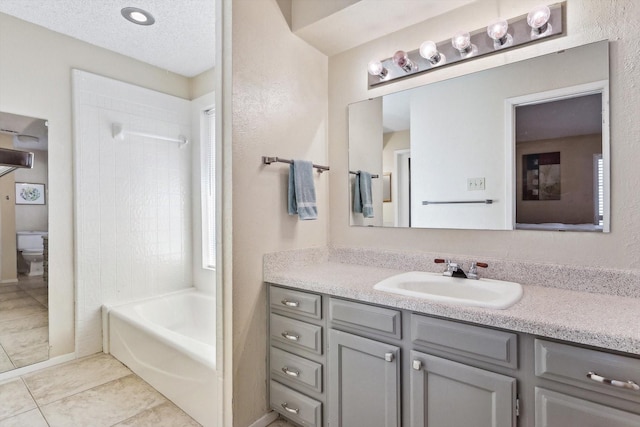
328 329 400 427
535 388 640 427
410 350 516 427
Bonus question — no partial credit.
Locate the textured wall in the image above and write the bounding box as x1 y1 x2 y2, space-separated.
0 13 190 358
231 0 328 425
329 0 640 269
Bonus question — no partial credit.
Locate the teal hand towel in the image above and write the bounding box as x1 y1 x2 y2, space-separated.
288 160 318 220
353 171 374 218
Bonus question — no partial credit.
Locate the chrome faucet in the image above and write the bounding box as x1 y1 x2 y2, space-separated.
435 259 488 280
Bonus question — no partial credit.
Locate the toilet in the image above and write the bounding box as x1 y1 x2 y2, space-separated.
16 231 48 276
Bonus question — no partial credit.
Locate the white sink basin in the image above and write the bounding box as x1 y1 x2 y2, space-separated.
373 271 523 309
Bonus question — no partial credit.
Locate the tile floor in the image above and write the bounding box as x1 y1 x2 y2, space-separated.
267 418 298 427
0 353 201 426
0 276 49 374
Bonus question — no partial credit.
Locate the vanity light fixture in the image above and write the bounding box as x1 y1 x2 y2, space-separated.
121 7 155 26
487 19 513 49
366 2 564 89
451 31 477 58
419 41 446 66
367 60 389 79
393 50 417 72
528 5 552 38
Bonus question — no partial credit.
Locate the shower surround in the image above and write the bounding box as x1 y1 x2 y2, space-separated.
72 70 193 357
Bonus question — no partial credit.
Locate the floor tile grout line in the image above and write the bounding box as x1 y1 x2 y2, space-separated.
29 371 138 409
19 377 52 426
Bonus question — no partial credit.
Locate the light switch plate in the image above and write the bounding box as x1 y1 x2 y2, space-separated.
467 177 485 191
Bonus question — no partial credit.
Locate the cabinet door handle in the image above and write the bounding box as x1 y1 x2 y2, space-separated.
281 299 300 307
587 371 640 391
412 360 422 371
282 366 300 377
281 331 300 341
281 402 300 414
385 352 394 362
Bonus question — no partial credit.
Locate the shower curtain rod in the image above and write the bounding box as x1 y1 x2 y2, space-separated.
112 123 189 147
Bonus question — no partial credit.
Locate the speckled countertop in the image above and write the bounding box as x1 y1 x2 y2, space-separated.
264 247 640 355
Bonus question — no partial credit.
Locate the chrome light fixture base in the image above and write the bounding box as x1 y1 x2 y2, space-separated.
367 2 564 89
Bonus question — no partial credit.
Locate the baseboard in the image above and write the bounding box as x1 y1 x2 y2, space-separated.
0 352 76 382
0 279 18 284
248 411 279 427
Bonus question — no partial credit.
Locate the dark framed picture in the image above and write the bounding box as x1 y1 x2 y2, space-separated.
15 182 46 205
522 152 560 200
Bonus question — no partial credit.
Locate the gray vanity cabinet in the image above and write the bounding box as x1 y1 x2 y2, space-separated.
328 329 401 427
267 284 640 427
533 339 640 427
410 350 517 427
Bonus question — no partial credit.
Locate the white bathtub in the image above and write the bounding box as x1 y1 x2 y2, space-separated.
104 289 216 426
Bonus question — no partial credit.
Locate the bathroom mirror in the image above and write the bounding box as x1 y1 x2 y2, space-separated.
349 40 609 231
0 111 49 373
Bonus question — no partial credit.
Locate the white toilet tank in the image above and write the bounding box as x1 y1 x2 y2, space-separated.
17 231 48 251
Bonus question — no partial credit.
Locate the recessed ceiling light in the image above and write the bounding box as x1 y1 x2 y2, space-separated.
121 7 155 26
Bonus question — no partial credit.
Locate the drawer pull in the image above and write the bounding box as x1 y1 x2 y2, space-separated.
281 331 300 341
587 371 640 392
281 299 300 307
281 402 300 414
282 366 300 377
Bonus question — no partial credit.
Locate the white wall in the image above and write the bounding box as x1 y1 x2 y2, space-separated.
0 12 190 358
231 1 328 425
73 70 192 357
349 97 383 226
329 0 640 270
14 149 48 232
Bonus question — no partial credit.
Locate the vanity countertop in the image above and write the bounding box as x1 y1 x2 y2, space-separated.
265 259 640 355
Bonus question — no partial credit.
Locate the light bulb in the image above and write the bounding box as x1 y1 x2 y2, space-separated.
487 19 513 49
451 31 477 57
419 41 445 66
528 5 552 37
393 50 416 72
367 60 388 78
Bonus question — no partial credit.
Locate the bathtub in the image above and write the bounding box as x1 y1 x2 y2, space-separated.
104 289 216 426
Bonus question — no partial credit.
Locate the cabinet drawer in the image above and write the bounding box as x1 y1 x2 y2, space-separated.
535 339 640 402
270 347 322 393
411 314 518 369
329 298 401 340
270 313 323 355
270 286 322 320
271 380 322 427
535 387 640 427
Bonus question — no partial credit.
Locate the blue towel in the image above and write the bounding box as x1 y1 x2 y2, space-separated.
353 171 374 218
288 160 317 220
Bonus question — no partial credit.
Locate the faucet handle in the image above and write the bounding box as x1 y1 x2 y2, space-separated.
467 262 488 279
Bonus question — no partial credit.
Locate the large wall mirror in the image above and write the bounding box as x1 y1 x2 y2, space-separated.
0 111 49 373
349 40 609 232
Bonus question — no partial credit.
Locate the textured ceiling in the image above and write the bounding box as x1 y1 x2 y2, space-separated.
0 0 215 77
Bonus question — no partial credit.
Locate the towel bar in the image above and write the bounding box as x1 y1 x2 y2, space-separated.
262 156 329 173
349 170 379 178
422 200 494 205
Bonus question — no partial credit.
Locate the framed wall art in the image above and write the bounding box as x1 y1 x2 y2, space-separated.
15 182 46 205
